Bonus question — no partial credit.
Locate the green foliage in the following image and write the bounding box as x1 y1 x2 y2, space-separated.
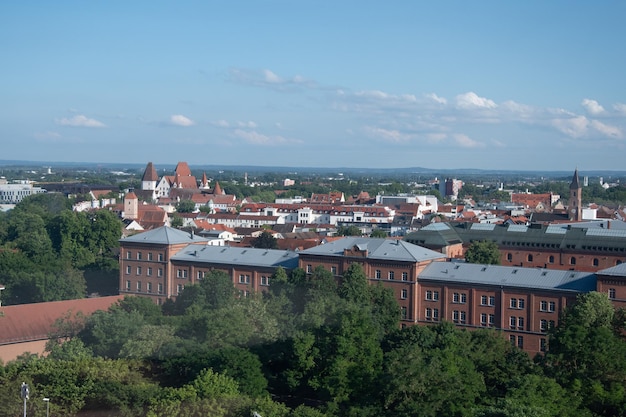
175 199 197 213
465 240 501 265
252 230 279 249
370 229 387 238
337 225 362 236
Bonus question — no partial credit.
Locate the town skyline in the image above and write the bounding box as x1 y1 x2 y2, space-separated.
2 1 625 170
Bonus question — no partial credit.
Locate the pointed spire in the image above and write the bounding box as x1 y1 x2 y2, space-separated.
201 172 209 188
213 181 223 195
142 162 159 182
570 168 581 190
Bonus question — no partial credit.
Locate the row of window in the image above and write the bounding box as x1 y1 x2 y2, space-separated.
125 280 164 294
126 251 164 262
510 316 524 330
374 270 409 281
126 266 163 277
507 253 623 267
480 313 496 326
452 310 467 324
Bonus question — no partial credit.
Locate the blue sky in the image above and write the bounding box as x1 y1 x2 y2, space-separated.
2 1 625 171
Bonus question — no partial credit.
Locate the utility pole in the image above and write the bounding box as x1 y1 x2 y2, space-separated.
43 398 50 417
20 382 29 417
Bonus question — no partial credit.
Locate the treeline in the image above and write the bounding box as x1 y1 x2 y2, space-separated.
2 265 626 417
0 194 122 304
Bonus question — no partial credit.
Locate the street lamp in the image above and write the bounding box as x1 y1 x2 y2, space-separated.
42 398 50 417
20 383 29 417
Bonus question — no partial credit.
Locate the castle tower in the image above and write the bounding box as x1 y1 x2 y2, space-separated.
141 162 159 191
124 191 139 220
569 168 582 221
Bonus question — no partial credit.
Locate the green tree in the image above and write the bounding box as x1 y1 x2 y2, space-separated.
370 229 388 238
337 225 362 236
175 199 196 213
252 230 279 249
465 240 501 265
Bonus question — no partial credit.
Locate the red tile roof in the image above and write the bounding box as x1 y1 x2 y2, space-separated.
0 296 124 345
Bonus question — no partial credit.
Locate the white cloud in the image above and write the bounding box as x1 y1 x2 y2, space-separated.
363 126 412 143
237 120 258 128
455 92 497 110
211 120 230 128
551 115 589 138
590 120 623 138
581 98 605 115
263 69 282 84
233 129 299 146
453 133 484 148
170 114 195 127
34 131 62 140
354 90 417 103
613 103 626 116
500 100 535 118
425 93 447 105
55 114 105 128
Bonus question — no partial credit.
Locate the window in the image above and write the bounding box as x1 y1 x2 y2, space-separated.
158 283 163 294
177 269 188 278
402 272 408 281
540 319 548 332
136 266 142 275
540 338 547 352
125 280 131 290
609 288 616 299
158 253 164 262
489 314 495 326
137 252 142 260
147 282 152 293
148 252 153 261
177 284 183 295
126 265 131 275
147 267 152 276
197 271 204 279
593 258 599 267
158 268 163 277
549 255 555 263
126 251 131 260
136 281 142 292
401 307 407 320
489 296 495 306
460 311 466 324
540 300 547 311
425 308 432 320
433 308 439 321
453 310 459 322
510 316 516 328
261 276 270 286
527 254 533 262
510 298 518 309
507 253 512 262
480 313 487 325
401 288 408 299
453 293 460 303
548 301 556 312
375 270 381 279
331 266 337 275
518 299 525 309
509 335 516 345
239 274 250 284
306 264 312 273
481 295 488 306
388 271 395 280
517 336 523 348
570 256 576 265
461 293 467 304
517 317 524 330
433 291 439 301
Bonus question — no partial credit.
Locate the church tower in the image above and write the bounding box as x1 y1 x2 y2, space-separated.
568 168 582 221
141 162 159 191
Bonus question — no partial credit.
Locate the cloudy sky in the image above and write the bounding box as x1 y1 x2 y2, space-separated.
2 1 625 171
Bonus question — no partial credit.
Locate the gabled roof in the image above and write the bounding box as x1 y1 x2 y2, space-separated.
175 161 192 177
420 261 596 293
300 237 446 263
172 245 299 270
120 226 209 245
597 263 626 277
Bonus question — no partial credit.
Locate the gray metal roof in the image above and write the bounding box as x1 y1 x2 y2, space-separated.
300 237 446 263
419 261 596 293
171 245 299 269
597 263 626 277
120 226 209 245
